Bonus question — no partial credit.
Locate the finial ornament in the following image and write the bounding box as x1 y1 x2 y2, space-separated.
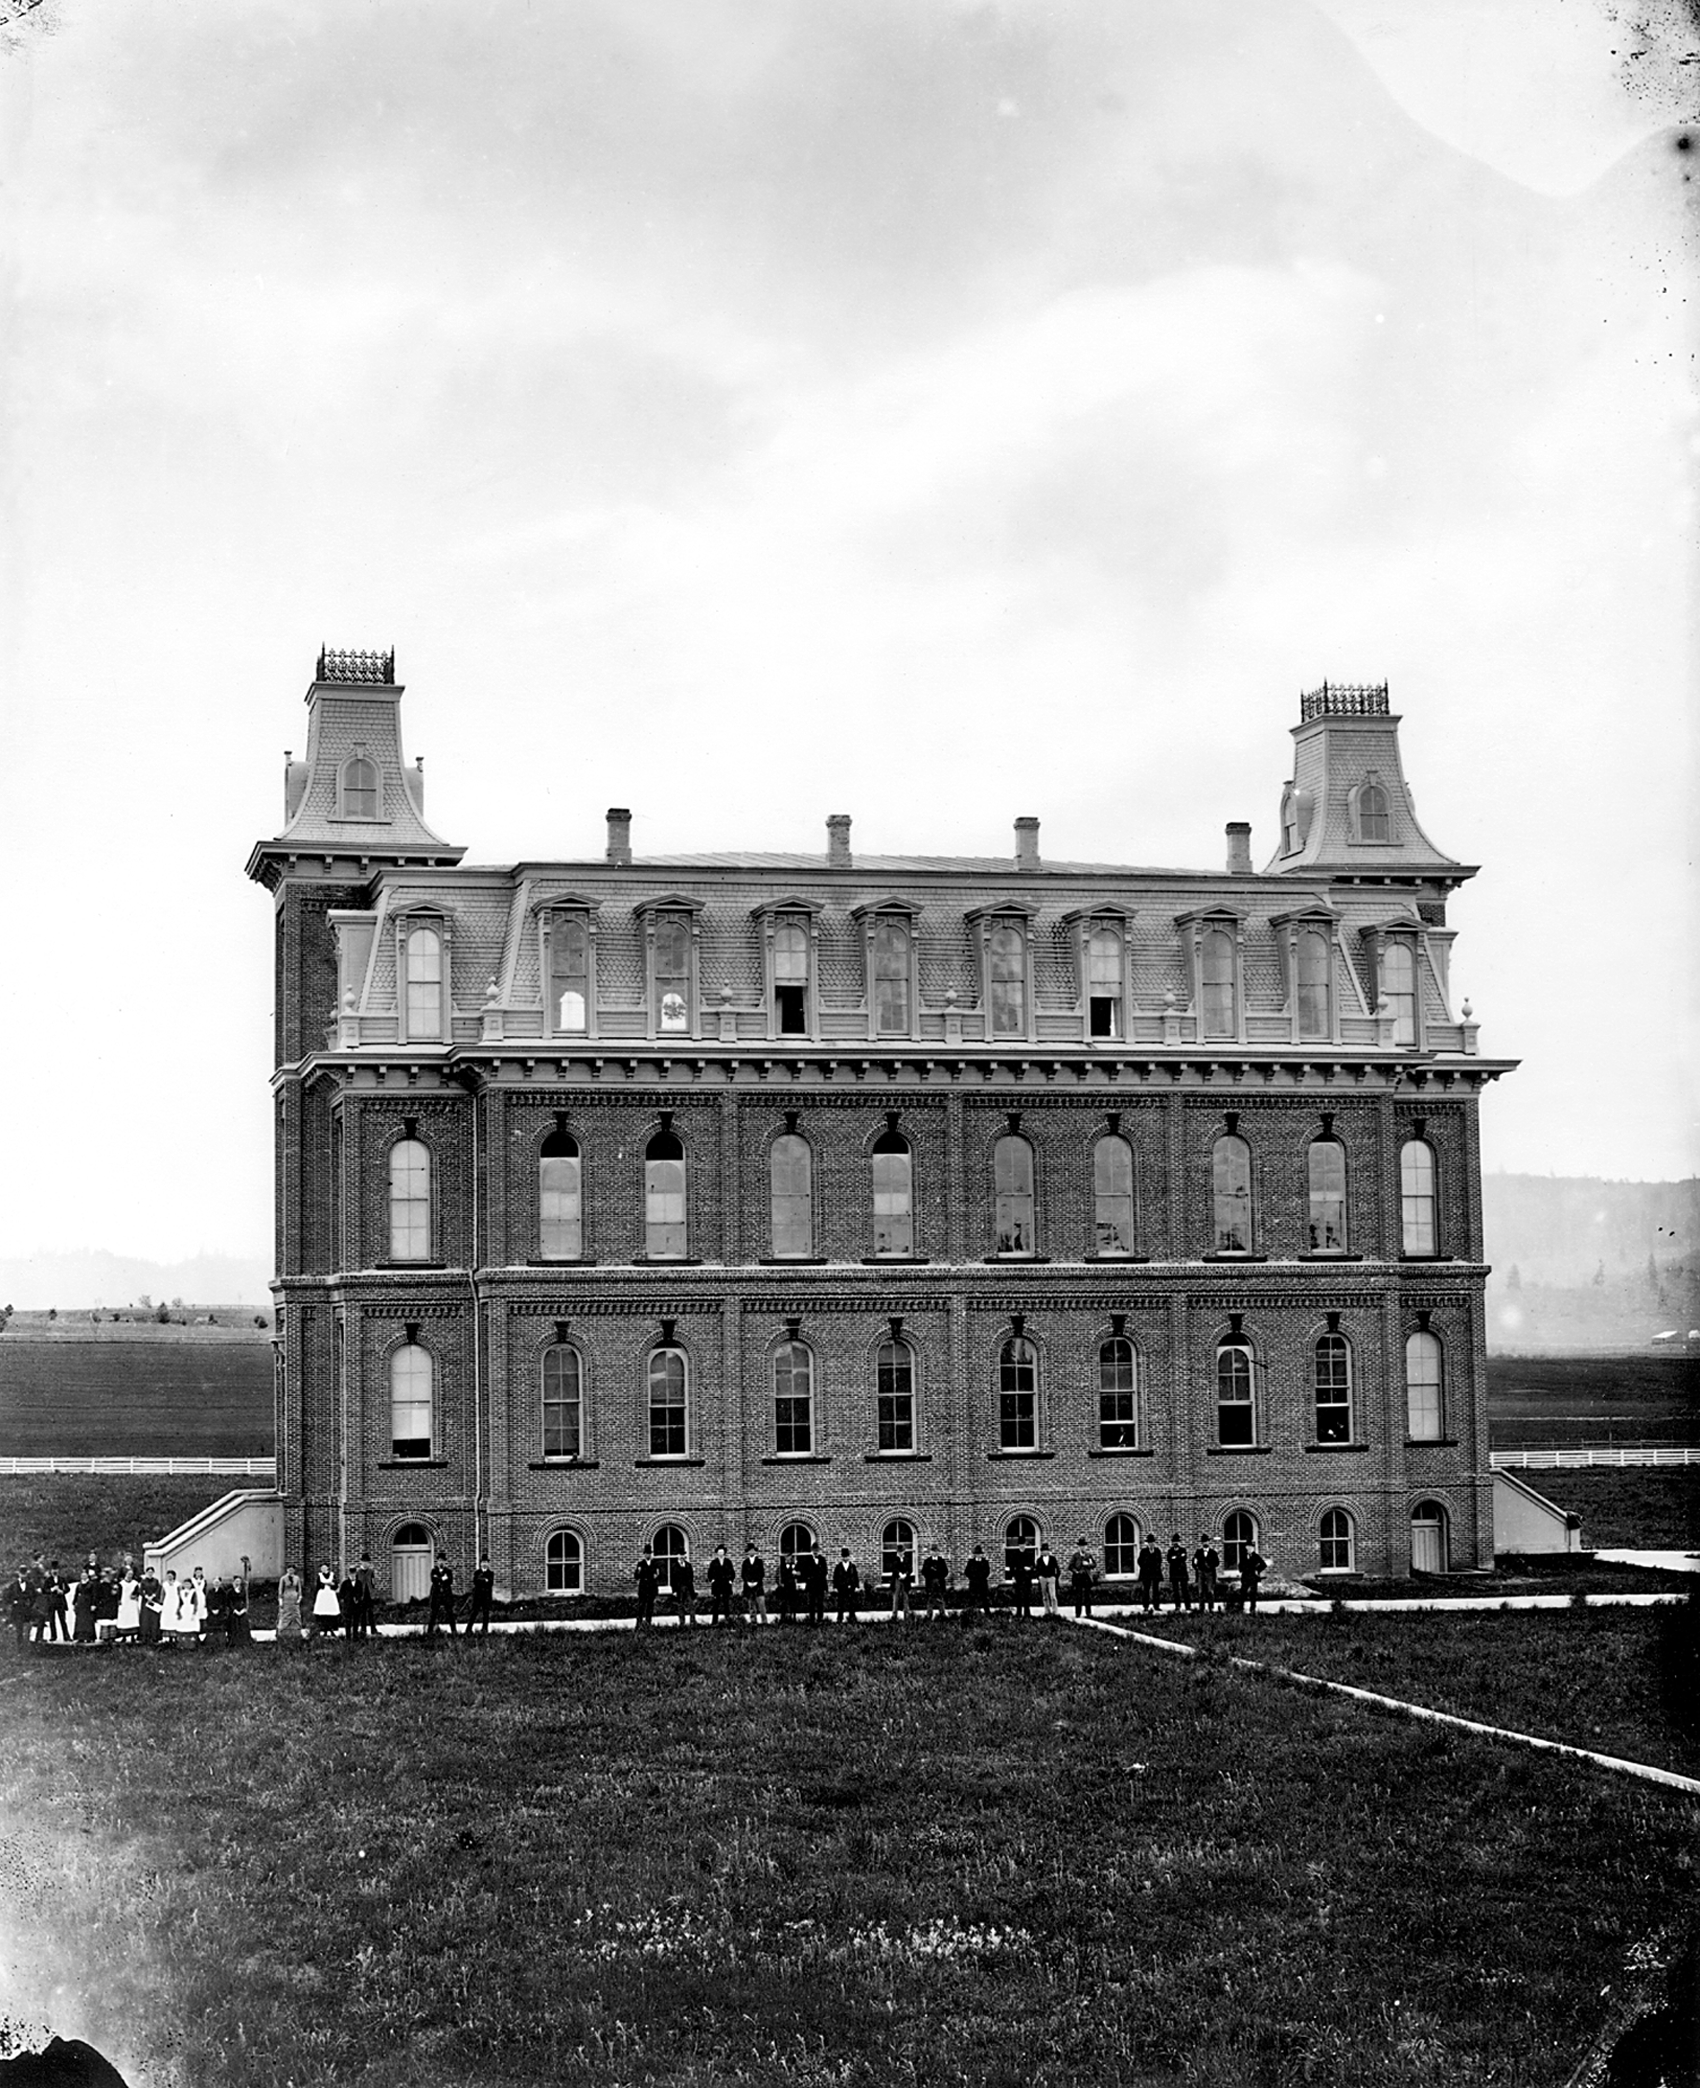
1461 998 1473 1020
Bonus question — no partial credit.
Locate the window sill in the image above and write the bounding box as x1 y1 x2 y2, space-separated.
760 1455 831 1465
1205 1445 1271 1457
1201 1253 1269 1264
983 1254 1052 1265
1405 1437 1458 1448
1398 1254 1453 1264
528 1459 600 1470
1304 1441 1371 1454
758 1257 827 1267
1086 1446 1153 1458
527 1257 599 1268
860 1255 930 1266
377 1458 449 1470
1299 1252 1364 1262
629 1255 704 1267
634 1456 707 1467
376 1260 447 1271
1083 1253 1150 1265
864 1452 933 1463
987 1449 1054 1460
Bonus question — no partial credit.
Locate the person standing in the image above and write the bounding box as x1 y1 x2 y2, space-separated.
73 1569 101 1646
1137 1538 1164 1614
831 1548 861 1624
137 1565 163 1646
1165 1534 1191 1613
774 1551 799 1626
163 1571 199 1649
7 1568 34 1654
672 1550 698 1625
633 1550 659 1631
46 1562 70 1644
740 1545 767 1626
963 1544 993 1620
706 1546 735 1626
1066 1539 1098 1619
1239 1542 1267 1614
1010 1540 1035 1621
887 1541 914 1624
113 1571 143 1645
224 1561 252 1648
1034 1544 1063 1620
276 1565 304 1645
425 1557 457 1638
919 1545 949 1622
804 1546 829 1626
310 1564 343 1642
468 1555 496 1636
1192 1534 1220 1614
352 1553 377 1640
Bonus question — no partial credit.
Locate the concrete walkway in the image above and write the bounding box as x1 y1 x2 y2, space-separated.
1593 1549 1700 1575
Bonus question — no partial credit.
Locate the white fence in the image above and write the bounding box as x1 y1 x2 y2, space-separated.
1490 1447 1699 1470
0 1456 277 1478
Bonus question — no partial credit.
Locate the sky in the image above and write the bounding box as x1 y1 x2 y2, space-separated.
0 0 1695 1283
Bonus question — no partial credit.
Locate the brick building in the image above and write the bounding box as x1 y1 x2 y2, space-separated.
248 651 1513 1599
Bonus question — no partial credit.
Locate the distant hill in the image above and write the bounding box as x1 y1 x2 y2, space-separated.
1483 1175 1699 1352
0 1250 272 1315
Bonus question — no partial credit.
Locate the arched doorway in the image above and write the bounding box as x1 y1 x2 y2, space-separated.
390 1522 433 1603
1410 1501 1448 1575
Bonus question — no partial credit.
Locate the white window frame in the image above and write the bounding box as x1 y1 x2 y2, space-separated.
396 915 450 1046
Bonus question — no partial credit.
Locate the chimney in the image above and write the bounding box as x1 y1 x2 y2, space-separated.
826 813 852 869
1014 816 1040 870
1226 821 1253 875
606 807 633 867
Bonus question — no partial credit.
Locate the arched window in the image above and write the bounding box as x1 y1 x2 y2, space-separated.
390 1343 433 1460
1319 1508 1354 1573
769 1133 813 1259
341 755 379 819
644 1127 687 1259
388 1138 431 1261
1359 782 1391 843
653 915 691 1035
993 1135 1036 1255
1410 1501 1449 1574
1296 928 1331 1041
1002 1513 1040 1581
773 918 809 1035
1200 928 1236 1039
872 917 911 1036
647 1346 688 1458
1104 1513 1140 1579
549 915 589 1035
871 1128 914 1257
779 1521 816 1566
541 1344 582 1459
1221 1510 1258 1574
1216 1340 1255 1446
1281 791 1300 856
545 1528 584 1594
774 1340 814 1456
1307 1140 1347 1253
1211 1134 1253 1253
998 1336 1038 1450
404 925 443 1042
1098 1337 1138 1449
881 1518 916 1584
1405 1330 1444 1441
1382 940 1417 1047
988 920 1027 1037
1400 1139 1437 1255
539 1129 582 1260
390 1522 433 1603
1087 927 1122 1038
876 1337 915 1453
1092 1135 1135 1255
651 1524 688 1593
1314 1333 1352 1443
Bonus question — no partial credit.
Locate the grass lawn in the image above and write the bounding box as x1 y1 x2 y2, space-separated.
0 1475 238 1566
1 1626 1695 2088
1127 1602 1700 1777
1486 1351 1697 1448
1527 1465 1700 1549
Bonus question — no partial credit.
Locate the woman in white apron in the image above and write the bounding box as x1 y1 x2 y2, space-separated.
113 1572 142 1643
308 1564 342 1641
164 1571 200 1647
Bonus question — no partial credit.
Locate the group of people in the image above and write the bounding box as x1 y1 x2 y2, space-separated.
1133 1533 1268 1614
5 1552 255 1650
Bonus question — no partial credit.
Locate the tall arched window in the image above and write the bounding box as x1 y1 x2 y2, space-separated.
881 1518 916 1584
1104 1513 1140 1579
545 1528 583 1593
1092 1134 1136 1255
539 1129 583 1260
1211 1134 1253 1253
774 1341 814 1456
1314 1333 1352 1443
876 1337 915 1453
1319 1508 1354 1572
390 1343 433 1460
1296 929 1331 1041
780 1521 817 1566
773 918 809 1035
404 926 443 1042
549 915 589 1035
988 921 1027 1037
644 1127 687 1259
541 1344 582 1459
651 1524 689 1593
647 1346 688 1458
1359 782 1391 843
388 1138 431 1261
341 755 378 819
769 1133 813 1259
1307 1140 1347 1253
1410 1500 1449 1574
871 1128 914 1257
1003 1513 1040 1580
872 917 911 1035
993 1135 1036 1255
1087 927 1122 1038
1222 1510 1258 1574
998 1336 1038 1450
1216 1340 1255 1446
1382 940 1417 1047
1098 1336 1138 1449
653 915 691 1036
1405 1329 1444 1440
1400 1139 1437 1255
1201 928 1236 1039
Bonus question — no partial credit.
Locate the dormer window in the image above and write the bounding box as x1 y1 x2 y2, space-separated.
1201 928 1236 1039
1358 781 1390 843
873 916 911 1035
1296 928 1331 1041
547 913 591 1036
1087 926 1123 1039
988 918 1028 1037
773 917 810 1035
1382 939 1417 1047
339 755 379 820
653 916 692 1036
401 923 444 1043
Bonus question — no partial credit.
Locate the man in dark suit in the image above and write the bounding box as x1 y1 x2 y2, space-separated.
706 1546 736 1626
426 1557 458 1637
740 1545 767 1625
831 1548 860 1624
468 1555 496 1635
672 1551 698 1625
352 1553 377 1639
919 1546 950 1622
804 1546 829 1626
963 1544 994 1620
1010 1541 1035 1620
633 1550 659 1630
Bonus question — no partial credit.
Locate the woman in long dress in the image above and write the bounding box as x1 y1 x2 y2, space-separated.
164 1571 200 1648
71 1570 98 1645
224 1563 252 1647
275 1566 303 1644
308 1565 342 1642
113 1572 142 1643
138 1569 163 1645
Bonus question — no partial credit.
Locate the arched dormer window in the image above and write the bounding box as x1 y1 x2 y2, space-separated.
992 1132 1036 1256
390 1340 433 1459
388 1136 431 1261
769 1130 813 1259
870 1122 914 1257
772 917 810 1036
403 924 444 1043
340 755 379 820
548 913 590 1036
1307 1139 1347 1254
541 1342 583 1459
652 915 693 1037
1211 1132 1253 1254
1216 1337 1255 1446
1087 925 1123 1039
1358 781 1391 843
1200 927 1237 1040
987 918 1028 1038
1296 928 1332 1042
872 915 912 1035
644 1124 687 1259
773 1339 815 1456
1400 1138 1437 1255
1381 940 1418 1048
1314 1330 1352 1442
539 1127 583 1260
1092 1133 1136 1255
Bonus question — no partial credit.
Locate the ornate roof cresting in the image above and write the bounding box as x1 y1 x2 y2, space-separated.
1300 681 1389 721
317 647 396 686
